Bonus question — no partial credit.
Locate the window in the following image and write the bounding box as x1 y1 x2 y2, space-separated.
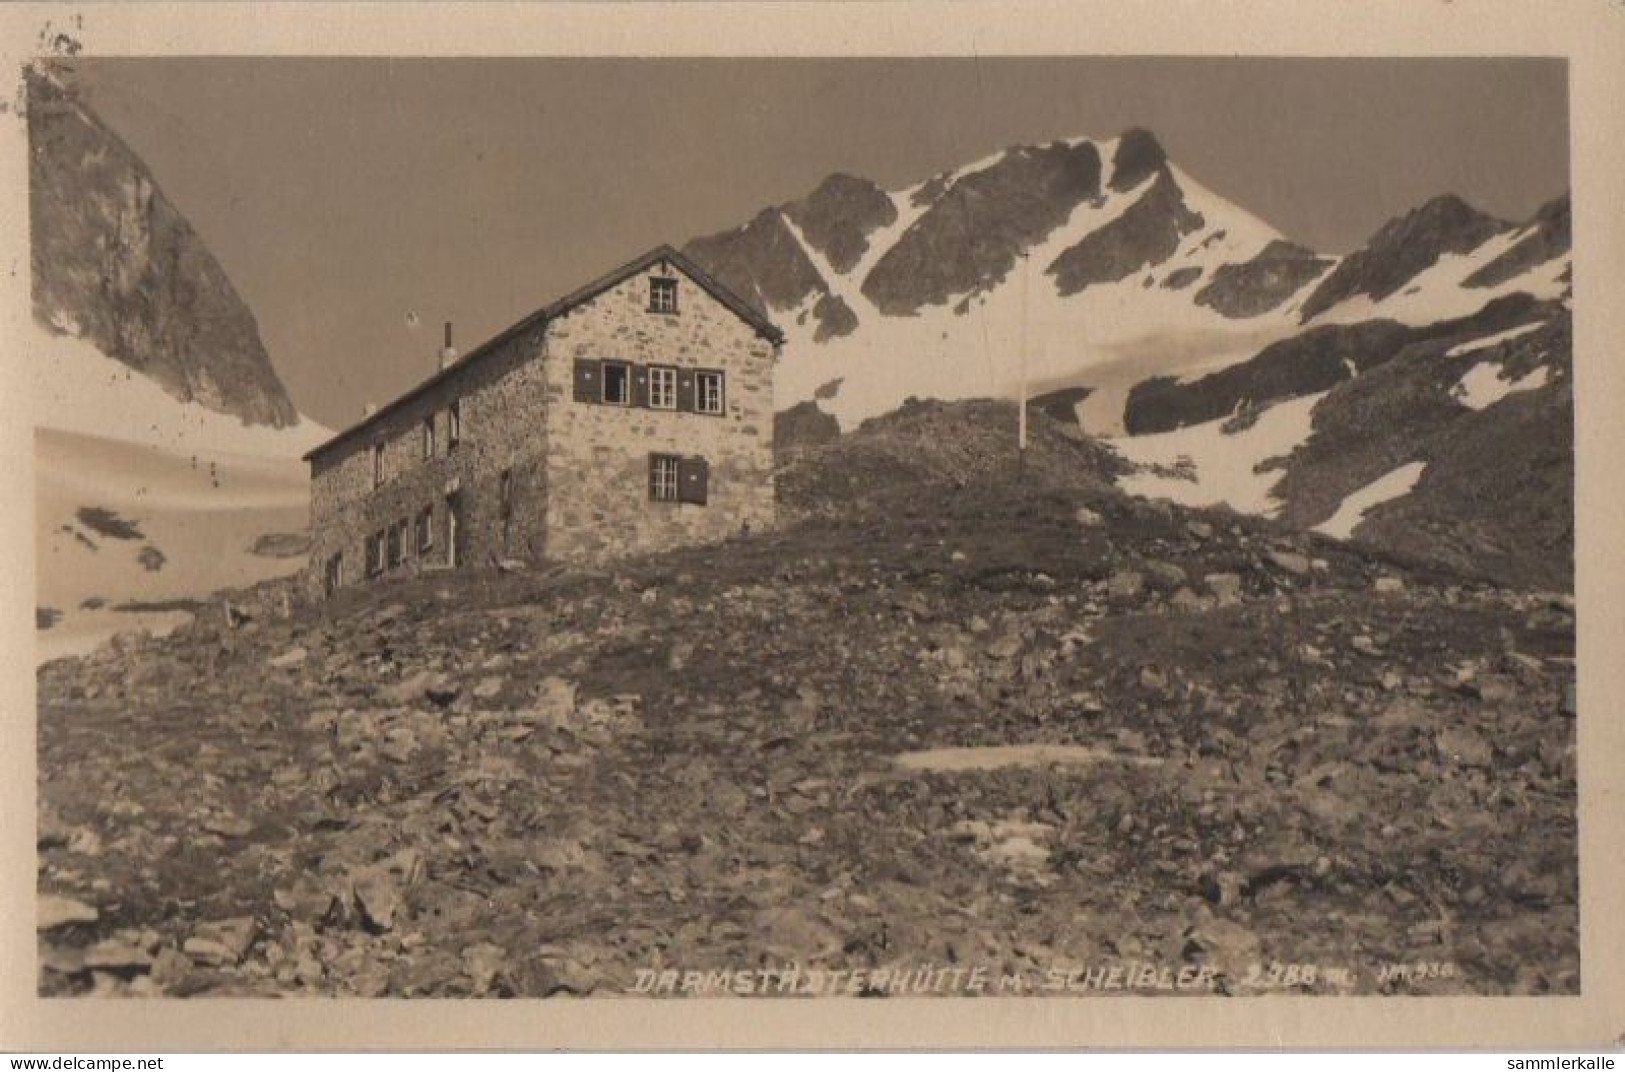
648 365 677 410
371 443 384 489
649 277 679 314
649 454 680 503
386 521 404 569
366 530 385 576
415 505 434 555
324 552 344 595
499 469 514 520
448 400 461 450
423 415 436 459
602 361 631 406
696 370 725 415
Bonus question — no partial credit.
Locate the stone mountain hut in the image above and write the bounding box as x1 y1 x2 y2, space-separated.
303 245 783 599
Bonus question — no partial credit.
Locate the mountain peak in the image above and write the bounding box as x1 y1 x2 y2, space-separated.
1297 191 1512 321
782 173 897 275
1109 127 1169 191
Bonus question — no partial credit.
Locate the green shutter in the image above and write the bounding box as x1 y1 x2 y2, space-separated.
678 456 709 505
573 359 601 403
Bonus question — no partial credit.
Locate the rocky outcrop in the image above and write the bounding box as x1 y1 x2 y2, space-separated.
1272 311 1572 591
782 173 897 274
682 208 828 316
1108 127 1169 192
772 399 841 456
810 293 858 342
1195 239 1334 318
861 141 1103 315
1297 194 1511 322
1464 194 1571 289
27 65 299 428
1047 170 1204 297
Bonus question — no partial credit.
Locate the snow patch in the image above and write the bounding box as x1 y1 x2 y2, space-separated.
1452 362 1552 411
1313 461 1428 539
1110 392 1326 517
1444 321 1547 358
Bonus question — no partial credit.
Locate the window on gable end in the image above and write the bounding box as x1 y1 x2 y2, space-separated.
649 277 679 314
371 443 384 489
423 415 436 460
448 401 461 449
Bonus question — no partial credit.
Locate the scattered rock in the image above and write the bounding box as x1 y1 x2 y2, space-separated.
353 873 401 933
37 894 98 931
269 646 308 669
1268 550 1312 577
1143 560 1188 593
1204 573 1244 605
1436 726 1494 767
1373 576 1406 594
1107 570 1144 604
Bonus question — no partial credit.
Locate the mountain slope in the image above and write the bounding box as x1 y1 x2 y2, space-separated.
681 128 1569 444
28 63 299 429
36 399 1577 997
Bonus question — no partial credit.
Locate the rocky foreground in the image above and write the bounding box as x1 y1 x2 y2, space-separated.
36 404 1577 998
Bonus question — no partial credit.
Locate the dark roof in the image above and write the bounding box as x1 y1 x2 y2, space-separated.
303 244 784 462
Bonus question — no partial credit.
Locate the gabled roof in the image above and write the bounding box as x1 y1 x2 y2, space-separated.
303 244 783 462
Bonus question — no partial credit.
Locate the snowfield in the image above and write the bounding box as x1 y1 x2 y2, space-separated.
1109 392 1327 517
1313 461 1429 540
31 324 328 664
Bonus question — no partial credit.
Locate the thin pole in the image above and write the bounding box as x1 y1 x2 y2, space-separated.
1018 251 1029 477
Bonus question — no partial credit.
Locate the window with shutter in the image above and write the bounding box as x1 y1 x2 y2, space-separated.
649 454 680 502
572 359 602 404
677 456 710 505
648 366 677 410
448 401 461 449
386 521 404 569
602 361 631 406
422 415 436 460
416 506 434 554
695 370 725 415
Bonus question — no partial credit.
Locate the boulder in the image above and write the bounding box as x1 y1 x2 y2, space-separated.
37 894 98 931
1203 573 1244 606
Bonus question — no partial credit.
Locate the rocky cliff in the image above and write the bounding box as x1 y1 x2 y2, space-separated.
28 64 299 428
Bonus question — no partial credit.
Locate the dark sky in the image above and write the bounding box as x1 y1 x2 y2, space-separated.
71 57 1569 430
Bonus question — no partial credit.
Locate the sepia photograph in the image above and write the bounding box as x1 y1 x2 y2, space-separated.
6 0 1625 1053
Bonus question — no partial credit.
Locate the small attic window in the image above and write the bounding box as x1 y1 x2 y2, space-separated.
649 277 679 314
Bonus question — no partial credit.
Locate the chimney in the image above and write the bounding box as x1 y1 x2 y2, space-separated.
439 321 458 370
